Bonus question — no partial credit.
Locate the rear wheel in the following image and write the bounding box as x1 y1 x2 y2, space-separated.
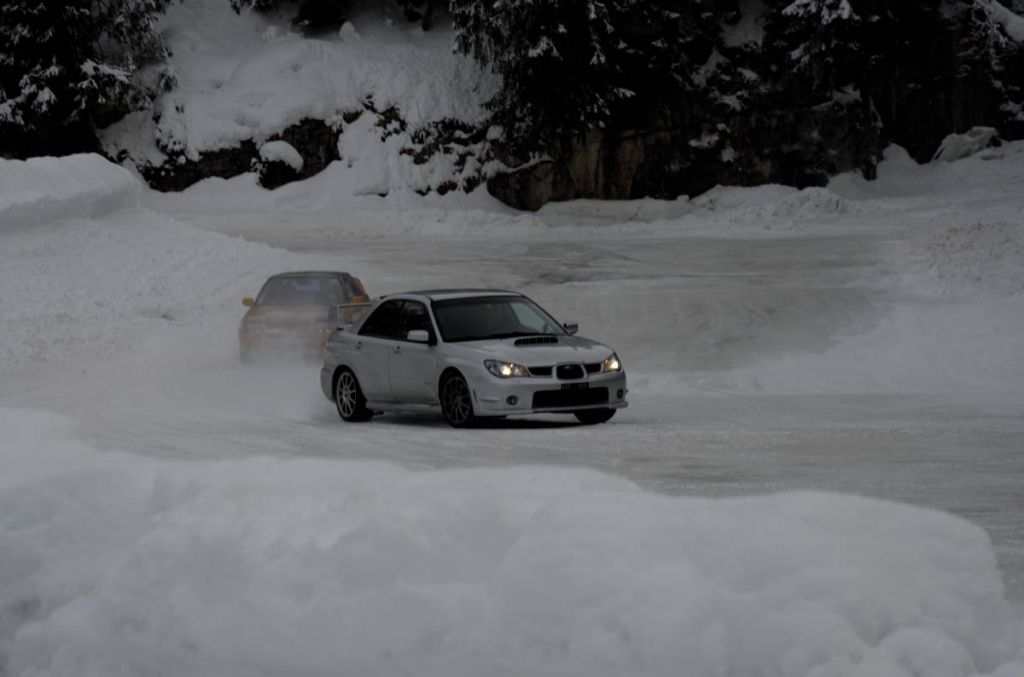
335 369 373 422
441 372 477 428
574 408 616 425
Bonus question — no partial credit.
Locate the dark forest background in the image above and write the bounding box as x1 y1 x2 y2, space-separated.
3 0 1022 207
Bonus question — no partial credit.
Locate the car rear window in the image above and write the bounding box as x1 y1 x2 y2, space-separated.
256 277 348 305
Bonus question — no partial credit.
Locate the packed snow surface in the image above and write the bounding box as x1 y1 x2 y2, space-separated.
2 145 1024 676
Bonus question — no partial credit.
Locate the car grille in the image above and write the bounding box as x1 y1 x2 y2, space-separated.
556 364 585 380
533 387 609 409
528 366 553 377
584 362 601 374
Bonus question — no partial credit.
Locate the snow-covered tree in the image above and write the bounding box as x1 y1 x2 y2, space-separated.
760 0 882 179
0 0 172 158
451 0 719 154
451 0 626 152
954 0 1024 130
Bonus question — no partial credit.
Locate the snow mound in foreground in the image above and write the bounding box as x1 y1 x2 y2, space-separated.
0 154 139 228
2 407 1021 677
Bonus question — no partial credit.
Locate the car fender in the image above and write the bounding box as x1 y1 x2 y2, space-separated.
436 353 494 394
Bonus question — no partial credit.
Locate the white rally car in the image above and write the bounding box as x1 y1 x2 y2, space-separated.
320 289 628 427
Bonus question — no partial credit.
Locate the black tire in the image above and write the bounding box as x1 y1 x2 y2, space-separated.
440 372 477 428
335 369 373 422
574 408 616 425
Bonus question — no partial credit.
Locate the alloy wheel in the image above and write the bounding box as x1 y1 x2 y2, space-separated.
442 374 474 427
338 372 358 417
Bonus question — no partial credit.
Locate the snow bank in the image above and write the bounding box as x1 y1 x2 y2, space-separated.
1 406 1021 677
714 218 1024 398
0 200 312 374
718 297 1024 398
692 184 850 226
0 154 139 228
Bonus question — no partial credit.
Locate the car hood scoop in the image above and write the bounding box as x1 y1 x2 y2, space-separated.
514 336 560 346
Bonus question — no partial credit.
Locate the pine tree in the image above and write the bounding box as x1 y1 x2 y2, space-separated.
762 0 882 180
450 0 718 154
956 0 1024 132
0 0 172 158
451 0 627 153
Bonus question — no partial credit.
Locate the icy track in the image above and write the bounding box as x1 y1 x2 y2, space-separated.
1 150 1023 676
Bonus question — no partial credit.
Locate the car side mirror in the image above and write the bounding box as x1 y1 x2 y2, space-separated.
243 297 255 307
563 322 579 335
407 329 430 343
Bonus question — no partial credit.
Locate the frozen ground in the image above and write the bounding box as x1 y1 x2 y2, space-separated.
1 147 1023 676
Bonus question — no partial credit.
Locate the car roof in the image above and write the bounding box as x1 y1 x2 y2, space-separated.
267 271 351 279
396 289 522 301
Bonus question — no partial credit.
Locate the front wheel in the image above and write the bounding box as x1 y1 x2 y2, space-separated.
335 369 373 422
574 408 616 425
440 372 477 428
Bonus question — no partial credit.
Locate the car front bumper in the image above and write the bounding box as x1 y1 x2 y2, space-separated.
467 369 628 417
240 327 330 361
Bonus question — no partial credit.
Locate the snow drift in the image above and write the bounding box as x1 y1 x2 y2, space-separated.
1 406 1021 677
0 155 315 374
0 154 138 229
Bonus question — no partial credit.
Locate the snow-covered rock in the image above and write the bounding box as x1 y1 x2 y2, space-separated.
259 140 304 171
932 127 1000 163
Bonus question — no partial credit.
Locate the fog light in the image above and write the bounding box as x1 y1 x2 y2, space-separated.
506 396 519 406
616 389 624 399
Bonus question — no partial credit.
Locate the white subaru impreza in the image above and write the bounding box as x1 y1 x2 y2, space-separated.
320 289 628 427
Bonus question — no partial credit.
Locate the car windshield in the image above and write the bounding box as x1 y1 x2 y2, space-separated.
256 276 347 306
432 296 567 342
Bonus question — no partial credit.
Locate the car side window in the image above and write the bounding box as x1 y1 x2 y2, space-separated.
401 301 434 341
359 300 404 339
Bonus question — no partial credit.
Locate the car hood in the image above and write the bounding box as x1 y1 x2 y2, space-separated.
241 305 329 326
453 335 614 365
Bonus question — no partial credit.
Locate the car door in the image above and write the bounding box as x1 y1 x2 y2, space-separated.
388 300 439 405
355 299 404 401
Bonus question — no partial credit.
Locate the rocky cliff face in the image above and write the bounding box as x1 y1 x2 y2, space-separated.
488 0 1024 210
489 89 882 210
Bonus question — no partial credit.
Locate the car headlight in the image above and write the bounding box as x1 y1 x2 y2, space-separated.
602 353 622 372
484 360 530 378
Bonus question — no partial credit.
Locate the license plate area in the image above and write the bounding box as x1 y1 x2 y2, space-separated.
561 382 590 391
